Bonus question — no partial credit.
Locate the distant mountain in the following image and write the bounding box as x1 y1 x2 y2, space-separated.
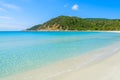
27 16 120 31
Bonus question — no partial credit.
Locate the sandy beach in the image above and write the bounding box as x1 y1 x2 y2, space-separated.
47 43 120 80
1 33 120 80
1 0 120 79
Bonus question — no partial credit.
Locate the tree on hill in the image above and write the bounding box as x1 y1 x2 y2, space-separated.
27 16 120 31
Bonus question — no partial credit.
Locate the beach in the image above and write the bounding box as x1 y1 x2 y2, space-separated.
1 34 120 80
48 50 120 80
1 0 120 79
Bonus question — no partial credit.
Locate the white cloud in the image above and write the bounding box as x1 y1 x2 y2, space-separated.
2 3 21 11
72 4 79 11
0 2 21 11
0 23 27 31
0 16 13 20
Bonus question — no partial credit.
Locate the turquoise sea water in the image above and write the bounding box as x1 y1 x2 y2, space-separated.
0 31 120 78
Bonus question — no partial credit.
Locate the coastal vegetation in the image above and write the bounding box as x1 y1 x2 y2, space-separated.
27 16 120 31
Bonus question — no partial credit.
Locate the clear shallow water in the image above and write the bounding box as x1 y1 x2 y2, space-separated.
0 31 120 77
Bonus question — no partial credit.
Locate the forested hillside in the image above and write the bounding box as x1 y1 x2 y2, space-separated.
27 16 120 31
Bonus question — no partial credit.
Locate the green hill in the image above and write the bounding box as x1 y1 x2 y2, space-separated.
27 16 120 31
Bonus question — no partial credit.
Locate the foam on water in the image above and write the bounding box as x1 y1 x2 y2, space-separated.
0 31 120 78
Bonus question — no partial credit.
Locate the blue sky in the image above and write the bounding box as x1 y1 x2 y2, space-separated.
0 0 120 31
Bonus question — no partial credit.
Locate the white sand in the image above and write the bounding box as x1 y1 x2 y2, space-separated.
103 31 120 33
1 31 120 80
47 44 120 80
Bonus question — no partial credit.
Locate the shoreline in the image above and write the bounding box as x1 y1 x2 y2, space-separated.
0 30 120 34
24 30 120 34
1 40 120 80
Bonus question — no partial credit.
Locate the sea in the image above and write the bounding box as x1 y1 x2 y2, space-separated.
0 31 120 78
